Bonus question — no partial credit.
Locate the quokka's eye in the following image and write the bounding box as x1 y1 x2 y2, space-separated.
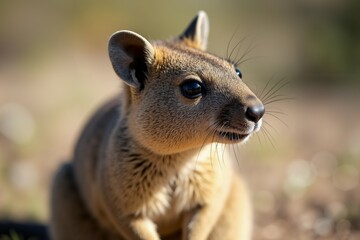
180 80 205 99
235 68 242 79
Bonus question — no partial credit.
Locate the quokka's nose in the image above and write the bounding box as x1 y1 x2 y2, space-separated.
245 104 265 123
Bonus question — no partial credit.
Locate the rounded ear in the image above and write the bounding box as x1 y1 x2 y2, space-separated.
108 30 155 89
179 11 209 51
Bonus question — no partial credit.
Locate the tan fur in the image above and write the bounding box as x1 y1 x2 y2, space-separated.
50 11 263 240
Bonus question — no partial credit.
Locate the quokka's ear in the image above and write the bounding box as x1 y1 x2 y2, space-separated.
179 11 209 51
108 30 155 89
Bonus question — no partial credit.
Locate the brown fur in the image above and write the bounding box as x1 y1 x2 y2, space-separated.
50 11 263 240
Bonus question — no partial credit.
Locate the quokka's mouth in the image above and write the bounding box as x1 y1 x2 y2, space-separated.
216 131 250 142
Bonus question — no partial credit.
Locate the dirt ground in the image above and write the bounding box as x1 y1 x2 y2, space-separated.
245 94 360 240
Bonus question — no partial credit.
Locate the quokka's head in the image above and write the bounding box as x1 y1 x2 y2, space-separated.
109 11 265 155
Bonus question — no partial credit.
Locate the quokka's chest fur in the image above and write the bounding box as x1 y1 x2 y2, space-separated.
100 138 230 220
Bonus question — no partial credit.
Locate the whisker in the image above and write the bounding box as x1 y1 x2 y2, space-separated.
229 35 250 62
209 131 216 169
226 26 240 60
232 143 241 169
215 142 222 169
235 55 262 66
194 121 221 171
215 122 228 169
235 41 257 66
260 130 267 145
262 125 277 151
263 94 287 104
265 110 287 116
263 120 279 136
208 119 225 169
255 132 263 146
264 125 277 146
264 97 294 106
221 143 227 169
261 77 287 102
265 112 289 128
262 80 291 103
210 121 223 169
258 75 276 100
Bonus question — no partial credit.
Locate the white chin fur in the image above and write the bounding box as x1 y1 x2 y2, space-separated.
240 135 251 144
254 119 262 132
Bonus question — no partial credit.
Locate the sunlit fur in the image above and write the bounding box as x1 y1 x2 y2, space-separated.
50 11 264 240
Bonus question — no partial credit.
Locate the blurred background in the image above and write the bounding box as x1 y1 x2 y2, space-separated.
0 0 359 239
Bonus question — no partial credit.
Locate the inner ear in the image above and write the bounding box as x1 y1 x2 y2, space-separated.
108 31 155 89
179 11 209 51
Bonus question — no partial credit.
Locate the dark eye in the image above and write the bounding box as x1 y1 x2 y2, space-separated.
235 68 242 78
180 80 204 99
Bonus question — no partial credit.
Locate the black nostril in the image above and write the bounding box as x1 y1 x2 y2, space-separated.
245 104 265 123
